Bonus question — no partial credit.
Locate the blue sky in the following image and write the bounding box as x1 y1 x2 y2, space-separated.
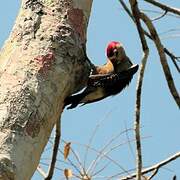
0 1 179 180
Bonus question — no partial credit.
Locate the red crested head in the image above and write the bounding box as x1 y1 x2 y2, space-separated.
106 41 121 58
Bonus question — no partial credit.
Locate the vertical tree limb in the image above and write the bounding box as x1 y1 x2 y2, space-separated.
129 1 149 179
0 0 93 179
45 119 61 180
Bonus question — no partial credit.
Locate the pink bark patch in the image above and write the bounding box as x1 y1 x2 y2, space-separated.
34 51 55 74
68 8 85 40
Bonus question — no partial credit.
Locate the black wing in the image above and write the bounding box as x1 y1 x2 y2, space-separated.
64 64 139 109
89 64 139 88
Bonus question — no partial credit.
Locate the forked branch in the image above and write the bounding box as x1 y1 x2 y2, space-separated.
140 12 180 107
121 151 180 180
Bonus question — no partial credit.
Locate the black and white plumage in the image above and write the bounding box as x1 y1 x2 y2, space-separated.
64 64 139 109
64 41 139 109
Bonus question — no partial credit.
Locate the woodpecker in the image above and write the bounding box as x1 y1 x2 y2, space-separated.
64 41 139 109
91 41 133 75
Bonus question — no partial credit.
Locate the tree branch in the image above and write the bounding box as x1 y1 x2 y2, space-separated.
118 0 135 20
147 168 158 180
129 0 150 179
119 0 180 107
164 48 180 73
45 119 61 180
140 12 180 107
118 0 180 74
152 10 167 21
144 0 180 16
121 151 180 180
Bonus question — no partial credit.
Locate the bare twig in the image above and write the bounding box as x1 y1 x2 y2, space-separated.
40 162 81 178
140 12 180 107
70 147 85 175
40 158 70 166
118 0 134 20
69 138 134 175
89 136 150 176
45 120 61 180
59 140 82 175
152 10 167 21
39 162 64 172
164 48 180 73
124 121 135 161
91 162 110 177
60 136 149 179
147 168 158 180
140 9 180 18
119 0 152 41
86 128 133 175
144 0 180 16
129 0 150 179
84 110 113 170
121 151 180 180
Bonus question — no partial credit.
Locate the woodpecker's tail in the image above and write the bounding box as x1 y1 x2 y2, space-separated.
64 93 86 109
122 64 139 77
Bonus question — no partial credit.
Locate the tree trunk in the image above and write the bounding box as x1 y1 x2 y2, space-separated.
0 0 93 179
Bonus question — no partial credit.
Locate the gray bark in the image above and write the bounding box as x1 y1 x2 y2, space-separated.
0 0 93 179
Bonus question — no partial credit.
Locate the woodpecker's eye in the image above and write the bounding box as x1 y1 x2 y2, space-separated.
107 48 114 58
113 49 118 56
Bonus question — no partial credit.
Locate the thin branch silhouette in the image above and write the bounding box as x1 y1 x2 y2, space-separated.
86 128 133 175
83 109 114 170
140 12 180 107
121 151 180 180
144 0 180 16
129 0 150 179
